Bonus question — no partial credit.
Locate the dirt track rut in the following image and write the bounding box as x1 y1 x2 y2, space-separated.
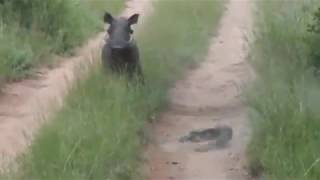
146 0 254 179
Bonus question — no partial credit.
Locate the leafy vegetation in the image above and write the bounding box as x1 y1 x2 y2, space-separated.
308 7 320 70
0 0 124 85
308 7 320 34
247 0 320 179
1 0 225 179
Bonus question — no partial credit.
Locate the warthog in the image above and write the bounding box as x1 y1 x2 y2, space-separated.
101 12 144 83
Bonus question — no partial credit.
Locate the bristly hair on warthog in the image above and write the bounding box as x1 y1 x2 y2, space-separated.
101 12 144 84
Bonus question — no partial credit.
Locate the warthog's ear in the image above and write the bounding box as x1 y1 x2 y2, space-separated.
104 12 113 24
128 14 139 25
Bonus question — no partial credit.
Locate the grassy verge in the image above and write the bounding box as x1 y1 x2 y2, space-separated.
0 0 124 85
247 0 320 179
2 0 225 179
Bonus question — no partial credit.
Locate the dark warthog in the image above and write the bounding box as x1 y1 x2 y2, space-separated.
101 12 144 83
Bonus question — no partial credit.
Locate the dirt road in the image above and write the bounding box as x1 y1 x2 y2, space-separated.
0 0 153 168
146 0 254 179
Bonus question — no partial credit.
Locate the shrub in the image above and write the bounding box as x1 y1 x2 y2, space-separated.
308 7 320 70
308 7 320 34
0 0 121 85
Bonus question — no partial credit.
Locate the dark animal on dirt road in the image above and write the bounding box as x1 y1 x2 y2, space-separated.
179 125 233 152
102 12 144 83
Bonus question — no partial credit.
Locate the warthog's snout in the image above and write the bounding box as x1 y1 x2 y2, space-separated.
109 41 130 50
110 45 127 50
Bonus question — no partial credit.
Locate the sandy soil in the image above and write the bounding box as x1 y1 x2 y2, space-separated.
0 0 153 168
145 0 254 179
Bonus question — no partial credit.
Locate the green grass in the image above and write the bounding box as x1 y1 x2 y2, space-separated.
1 0 226 179
247 0 320 179
85 0 125 18
0 0 125 86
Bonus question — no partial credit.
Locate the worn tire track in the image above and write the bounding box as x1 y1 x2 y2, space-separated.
146 0 254 179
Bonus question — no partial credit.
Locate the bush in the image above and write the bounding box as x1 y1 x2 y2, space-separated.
0 0 123 85
0 0 100 51
308 7 320 34
308 7 320 70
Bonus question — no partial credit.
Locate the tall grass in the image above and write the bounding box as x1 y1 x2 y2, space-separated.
0 0 124 85
1 0 226 179
247 0 320 179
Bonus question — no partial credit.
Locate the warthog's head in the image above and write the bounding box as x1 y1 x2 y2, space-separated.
104 12 139 50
